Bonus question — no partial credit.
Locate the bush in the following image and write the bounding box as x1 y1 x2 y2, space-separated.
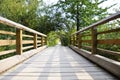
47 31 59 46
60 35 70 46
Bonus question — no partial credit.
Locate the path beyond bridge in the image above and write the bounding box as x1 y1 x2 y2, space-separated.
0 45 117 80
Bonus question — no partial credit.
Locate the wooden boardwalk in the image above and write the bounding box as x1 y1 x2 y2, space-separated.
0 45 118 80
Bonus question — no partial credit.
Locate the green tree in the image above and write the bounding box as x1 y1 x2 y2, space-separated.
0 0 40 29
53 0 114 31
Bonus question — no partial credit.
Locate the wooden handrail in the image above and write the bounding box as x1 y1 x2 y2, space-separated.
0 16 46 37
73 11 120 35
71 11 120 55
0 16 47 56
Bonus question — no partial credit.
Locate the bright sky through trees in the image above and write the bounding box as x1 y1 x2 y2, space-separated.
43 0 120 13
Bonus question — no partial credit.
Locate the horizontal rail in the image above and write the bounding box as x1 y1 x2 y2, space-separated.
70 11 120 57
83 46 120 56
98 39 120 45
22 34 34 38
23 40 34 44
0 16 46 37
23 46 34 50
0 30 16 35
0 40 16 46
0 49 16 56
97 28 120 34
73 11 120 35
0 16 47 56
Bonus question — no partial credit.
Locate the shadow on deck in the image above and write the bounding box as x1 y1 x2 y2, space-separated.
0 45 118 80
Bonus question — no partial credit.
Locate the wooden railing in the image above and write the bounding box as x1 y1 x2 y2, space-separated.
70 11 120 57
0 16 47 57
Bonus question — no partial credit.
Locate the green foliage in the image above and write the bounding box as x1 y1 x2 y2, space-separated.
47 31 59 46
52 0 111 30
0 0 41 29
60 35 70 46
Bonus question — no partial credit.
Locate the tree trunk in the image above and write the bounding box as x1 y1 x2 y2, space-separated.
76 4 80 31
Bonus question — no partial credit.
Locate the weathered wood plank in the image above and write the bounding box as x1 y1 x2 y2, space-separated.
41 36 44 46
22 40 34 44
0 49 16 56
34 34 37 49
0 30 15 35
97 28 120 35
0 40 16 46
0 45 117 80
91 27 97 54
0 16 47 37
98 39 120 45
78 33 82 48
16 29 22 55
83 46 120 56
23 46 33 50
22 34 33 38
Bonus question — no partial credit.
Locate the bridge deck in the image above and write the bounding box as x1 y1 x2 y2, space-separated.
0 45 117 80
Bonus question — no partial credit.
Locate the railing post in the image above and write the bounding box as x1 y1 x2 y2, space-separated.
34 34 37 49
16 29 22 55
78 33 82 48
70 36 73 45
73 35 75 46
45 37 47 45
41 36 44 46
70 36 72 45
91 27 97 54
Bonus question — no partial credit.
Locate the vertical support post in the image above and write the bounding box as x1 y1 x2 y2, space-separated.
76 33 78 47
45 37 47 45
91 27 97 54
71 36 73 45
78 33 82 48
73 35 75 46
41 36 44 46
70 36 71 45
34 34 37 49
16 29 22 55
75 35 76 46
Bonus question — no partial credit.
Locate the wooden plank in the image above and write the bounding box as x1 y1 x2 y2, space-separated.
0 30 15 35
0 49 16 56
37 40 41 43
0 16 47 37
22 40 34 44
34 34 37 49
45 37 47 45
78 33 82 48
73 35 75 46
23 46 33 50
83 46 120 56
41 36 44 46
22 34 33 38
91 27 97 54
97 28 120 35
37 44 41 47
70 45 120 79
37 37 41 39
0 46 47 75
0 45 117 80
0 40 16 46
97 48 120 56
82 40 91 43
16 29 22 55
98 39 120 45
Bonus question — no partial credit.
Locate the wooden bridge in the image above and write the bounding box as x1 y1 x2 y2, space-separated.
0 12 120 80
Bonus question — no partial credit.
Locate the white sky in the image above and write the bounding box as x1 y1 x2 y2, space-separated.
43 0 120 13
